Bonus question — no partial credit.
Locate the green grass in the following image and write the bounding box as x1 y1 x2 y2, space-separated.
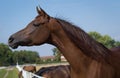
6 68 19 78
0 67 19 78
0 69 7 78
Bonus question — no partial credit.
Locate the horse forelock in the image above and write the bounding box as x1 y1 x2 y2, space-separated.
56 18 111 63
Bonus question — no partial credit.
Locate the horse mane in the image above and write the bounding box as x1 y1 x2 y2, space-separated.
56 18 111 63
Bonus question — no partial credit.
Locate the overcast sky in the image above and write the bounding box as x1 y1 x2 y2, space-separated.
0 0 120 56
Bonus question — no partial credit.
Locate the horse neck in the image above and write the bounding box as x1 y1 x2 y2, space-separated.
51 19 115 78
50 23 92 73
50 27 114 78
58 19 112 62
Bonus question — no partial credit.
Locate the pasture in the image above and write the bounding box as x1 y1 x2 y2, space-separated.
0 67 18 78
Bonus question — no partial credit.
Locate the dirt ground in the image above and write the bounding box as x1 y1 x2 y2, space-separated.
36 62 69 71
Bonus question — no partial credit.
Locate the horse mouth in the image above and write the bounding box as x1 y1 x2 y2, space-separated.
9 40 32 49
10 43 19 49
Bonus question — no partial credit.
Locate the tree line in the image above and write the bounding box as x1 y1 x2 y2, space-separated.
88 31 120 48
0 43 40 66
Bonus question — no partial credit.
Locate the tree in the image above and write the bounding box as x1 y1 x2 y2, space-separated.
89 31 102 40
52 48 61 62
0 43 13 66
0 43 41 66
12 50 40 64
88 31 120 48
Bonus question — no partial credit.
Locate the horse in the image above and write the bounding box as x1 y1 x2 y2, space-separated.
34 65 70 78
110 46 120 52
23 65 36 73
8 6 120 78
18 65 36 78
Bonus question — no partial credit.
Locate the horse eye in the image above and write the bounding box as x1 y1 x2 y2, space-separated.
33 23 40 27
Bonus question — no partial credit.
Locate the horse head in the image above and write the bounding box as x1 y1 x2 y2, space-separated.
8 7 59 49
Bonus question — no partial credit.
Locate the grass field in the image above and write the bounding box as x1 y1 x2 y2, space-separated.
0 69 7 78
6 68 18 78
0 67 19 78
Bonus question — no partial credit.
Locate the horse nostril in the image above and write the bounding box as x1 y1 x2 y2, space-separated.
9 36 14 43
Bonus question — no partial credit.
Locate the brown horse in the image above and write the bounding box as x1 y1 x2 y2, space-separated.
8 7 120 78
18 65 36 78
110 46 120 52
34 65 70 78
23 65 36 73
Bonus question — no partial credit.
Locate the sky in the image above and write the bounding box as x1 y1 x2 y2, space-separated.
0 0 120 56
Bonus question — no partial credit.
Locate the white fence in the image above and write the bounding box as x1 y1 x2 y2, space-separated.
16 64 44 78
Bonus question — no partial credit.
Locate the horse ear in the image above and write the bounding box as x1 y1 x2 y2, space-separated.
36 6 48 16
36 6 41 14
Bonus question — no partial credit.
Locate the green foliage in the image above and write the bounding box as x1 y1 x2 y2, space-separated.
88 31 120 48
89 31 102 40
12 50 40 64
0 43 13 66
52 48 61 62
0 43 40 66
35 58 42 64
